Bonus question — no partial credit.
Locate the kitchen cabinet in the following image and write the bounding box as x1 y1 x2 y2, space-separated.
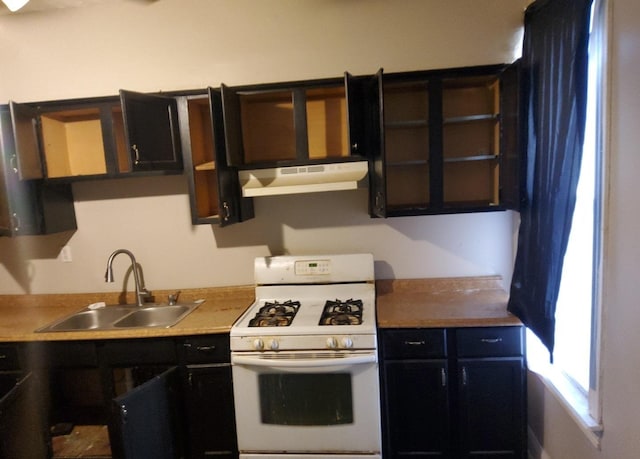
0 344 49 459
370 62 523 217
220 75 368 169
19 334 237 459
179 334 238 459
380 326 526 459
7 90 183 182
0 106 76 237
177 90 254 226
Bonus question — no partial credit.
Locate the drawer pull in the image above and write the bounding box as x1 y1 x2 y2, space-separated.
0 354 6 360
404 340 426 346
480 338 503 344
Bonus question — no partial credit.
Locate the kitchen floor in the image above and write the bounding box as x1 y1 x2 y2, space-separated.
52 425 111 459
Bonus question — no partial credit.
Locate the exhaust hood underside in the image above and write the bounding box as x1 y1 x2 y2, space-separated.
239 161 369 197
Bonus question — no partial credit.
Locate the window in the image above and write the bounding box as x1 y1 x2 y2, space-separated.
526 0 608 445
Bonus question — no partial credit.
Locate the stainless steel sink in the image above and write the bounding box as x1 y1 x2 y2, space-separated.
112 305 193 328
35 302 201 333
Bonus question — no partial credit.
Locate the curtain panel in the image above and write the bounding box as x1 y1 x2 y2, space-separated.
507 0 593 357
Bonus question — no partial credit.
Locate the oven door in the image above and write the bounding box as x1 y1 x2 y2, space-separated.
231 350 381 456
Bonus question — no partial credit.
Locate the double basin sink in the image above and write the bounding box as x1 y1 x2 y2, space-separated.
35 302 201 333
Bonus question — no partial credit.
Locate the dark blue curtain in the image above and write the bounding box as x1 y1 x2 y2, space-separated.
507 0 593 357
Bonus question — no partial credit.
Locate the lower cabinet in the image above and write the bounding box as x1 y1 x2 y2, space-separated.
380 326 526 459
179 335 238 459
0 371 49 459
19 334 237 459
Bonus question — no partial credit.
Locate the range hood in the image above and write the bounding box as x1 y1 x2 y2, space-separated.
238 161 369 197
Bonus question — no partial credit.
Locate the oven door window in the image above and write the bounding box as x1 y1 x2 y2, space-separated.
258 373 353 425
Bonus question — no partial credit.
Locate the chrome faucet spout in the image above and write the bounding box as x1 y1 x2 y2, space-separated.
105 249 151 307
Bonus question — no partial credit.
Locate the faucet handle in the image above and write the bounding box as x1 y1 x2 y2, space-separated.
168 290 181 306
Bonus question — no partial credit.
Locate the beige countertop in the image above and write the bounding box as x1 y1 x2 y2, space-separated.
376 276 521 328
0 286 255 342
0 276 520 342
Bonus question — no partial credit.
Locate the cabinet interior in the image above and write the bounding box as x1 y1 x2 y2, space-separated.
442 75 500 206
239 86 348 164
383 74 502 211
384 81 430 208
187 97 220 220
40 106 129 178
41 108 108 178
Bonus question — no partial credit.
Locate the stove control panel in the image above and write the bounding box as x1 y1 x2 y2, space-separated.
294 259 331 276
231 334 377 351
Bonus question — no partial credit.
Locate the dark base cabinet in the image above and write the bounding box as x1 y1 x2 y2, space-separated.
380 326 526 459
15 334 237 459
0 372 49 459
179 335 238 459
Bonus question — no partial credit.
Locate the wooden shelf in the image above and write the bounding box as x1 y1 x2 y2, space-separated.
444 113 498 125
386 119 429 129
194 161 215 171
443 154 497 163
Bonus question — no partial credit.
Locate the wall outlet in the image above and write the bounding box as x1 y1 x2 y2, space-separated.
60 245 72 263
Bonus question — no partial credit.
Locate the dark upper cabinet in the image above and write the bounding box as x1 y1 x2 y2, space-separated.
177 89 254 227
0 106 76 237
371 63 523 217
8 91 183 183
220 76 369 169
119 90 183 172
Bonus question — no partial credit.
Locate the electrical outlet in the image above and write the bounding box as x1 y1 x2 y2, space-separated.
60 245 72 263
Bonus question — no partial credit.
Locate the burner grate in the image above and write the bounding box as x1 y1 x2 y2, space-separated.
319 299 363 326
249 300 301 327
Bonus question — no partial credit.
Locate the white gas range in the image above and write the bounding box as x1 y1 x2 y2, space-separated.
230 254 381 459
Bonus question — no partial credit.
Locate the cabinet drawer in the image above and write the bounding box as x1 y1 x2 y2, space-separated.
180 335 230 364
456 326 524 357
25 341 98 368
382 329 446 359
0 345 19 370
102 339 177 366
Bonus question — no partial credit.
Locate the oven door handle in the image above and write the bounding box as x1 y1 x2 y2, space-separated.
232 353 377 371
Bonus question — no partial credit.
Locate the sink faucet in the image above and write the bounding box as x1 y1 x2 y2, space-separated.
105 249 152 306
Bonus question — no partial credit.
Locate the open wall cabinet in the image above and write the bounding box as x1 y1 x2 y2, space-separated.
177 89 254 226
8 90 182 182
369 62 523 217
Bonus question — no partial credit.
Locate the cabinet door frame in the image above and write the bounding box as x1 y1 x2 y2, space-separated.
111 366 183 459
456 357 526 459
382 359 451 458
375 63 518 217
119 90 183 173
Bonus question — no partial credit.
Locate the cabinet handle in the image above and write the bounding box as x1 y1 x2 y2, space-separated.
11 213 20 232
184 343 217 353
351 142 359 152
441 368 447 387
10 155 18 174
462 367 468 386
0 354 6 360
132 144 140 164
404 340 426 346
223 202 231 221
480 338 503 344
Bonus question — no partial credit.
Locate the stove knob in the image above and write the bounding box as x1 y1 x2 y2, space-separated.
326 337 338 349
253 338 264 350
269 339 280 350
341 337 354 349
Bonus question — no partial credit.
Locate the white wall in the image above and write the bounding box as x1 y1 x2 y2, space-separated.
0 0 526 294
